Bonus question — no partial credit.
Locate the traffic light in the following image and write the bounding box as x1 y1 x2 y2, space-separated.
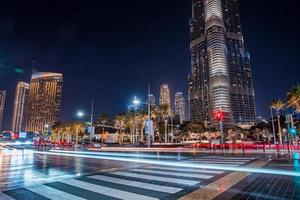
214 110 224 122
289 128 298 135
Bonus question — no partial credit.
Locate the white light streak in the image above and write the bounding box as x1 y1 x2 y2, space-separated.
34 151 300 177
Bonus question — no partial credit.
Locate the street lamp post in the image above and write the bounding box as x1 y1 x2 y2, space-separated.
90 100 94 142
77 100 94 142
270 107 276 144
132 86 152 148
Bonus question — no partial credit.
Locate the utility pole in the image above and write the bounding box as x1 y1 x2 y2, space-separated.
147 85 151 148
90 100 94 142
270 108 276 144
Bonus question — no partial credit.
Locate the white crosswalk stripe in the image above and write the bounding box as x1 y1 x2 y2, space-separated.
191 158 250 163
144 166 224 174
26 185 86 200
0 192 15 200
110 171 200 185
185 156 253 166
60 178 158 200
129 168 213 179
89 174 183 194
203 156 254 160
187 160 245 165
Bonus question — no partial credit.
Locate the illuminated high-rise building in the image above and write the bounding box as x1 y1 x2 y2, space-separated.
11 81 29 132
0 90 6 131
159 84 171 110
188 0 256 127
26 72 63 132
175 92 185 123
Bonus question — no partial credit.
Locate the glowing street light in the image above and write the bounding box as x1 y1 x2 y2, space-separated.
76 101 94 141
133 96 141 106
77 111 84 118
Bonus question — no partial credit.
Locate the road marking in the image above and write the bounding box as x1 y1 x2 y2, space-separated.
130 168 213 179
89 174 182 194
144 166 224 174
188 160 246 164
26 185 85 200
60 178 158 200
0 192 15 200
111 171 200 185
203 156 254 160
191 158 250 162
183 161 240 166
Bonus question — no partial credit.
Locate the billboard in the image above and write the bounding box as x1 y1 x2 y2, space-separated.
19 132 27 139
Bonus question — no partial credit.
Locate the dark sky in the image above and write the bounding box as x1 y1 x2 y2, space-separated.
0 0 299 129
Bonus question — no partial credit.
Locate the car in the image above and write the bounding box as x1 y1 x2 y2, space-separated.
82 141 102 149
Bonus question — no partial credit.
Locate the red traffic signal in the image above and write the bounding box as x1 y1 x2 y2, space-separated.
214 111 224 121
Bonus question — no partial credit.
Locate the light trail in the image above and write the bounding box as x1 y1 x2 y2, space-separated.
34 150 300 177
50 149 187 159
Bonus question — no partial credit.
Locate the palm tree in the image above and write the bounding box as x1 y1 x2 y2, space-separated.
287 84 300 113
72 123 84 146
138 113 148 143
124 112 135 143
114 114 126 144
270 99 285 144
96 113 110 143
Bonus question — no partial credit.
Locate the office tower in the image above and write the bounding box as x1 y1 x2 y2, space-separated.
11 81 29 132
0 90 6 131
159 84 171 110
188 0 256 127
175 92 185 123
26 72 63 132
148 94 156 106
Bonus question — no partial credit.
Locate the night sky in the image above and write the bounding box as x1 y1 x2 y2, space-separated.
0 0 299 129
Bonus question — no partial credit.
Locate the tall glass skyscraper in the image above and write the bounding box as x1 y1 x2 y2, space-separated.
0 90 6 131
25 72 63 132
11 81 29 132
175 92 185 124
159 84 171 111
188 0 256 127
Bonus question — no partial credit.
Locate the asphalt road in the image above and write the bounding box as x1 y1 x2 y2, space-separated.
1 147 300 199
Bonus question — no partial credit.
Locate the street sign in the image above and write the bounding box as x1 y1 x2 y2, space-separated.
145 120 154 136
88 127 95 138
19 132 27 139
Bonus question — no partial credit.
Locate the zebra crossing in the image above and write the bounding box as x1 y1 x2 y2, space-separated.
1 155 255 200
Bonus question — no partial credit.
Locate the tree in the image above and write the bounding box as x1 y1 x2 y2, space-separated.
287 84 300 113
270 99 285 144
178 121 205 142
114 114 125 144
95 113 110 142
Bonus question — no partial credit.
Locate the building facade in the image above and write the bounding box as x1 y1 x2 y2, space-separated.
0 90 6 131
159 84 171 110
175 92 185 123
11 81 29 132
188 0 256 127
25 72 63 132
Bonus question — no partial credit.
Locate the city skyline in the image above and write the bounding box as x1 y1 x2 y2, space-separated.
0 0 299 129
0 2 300 199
